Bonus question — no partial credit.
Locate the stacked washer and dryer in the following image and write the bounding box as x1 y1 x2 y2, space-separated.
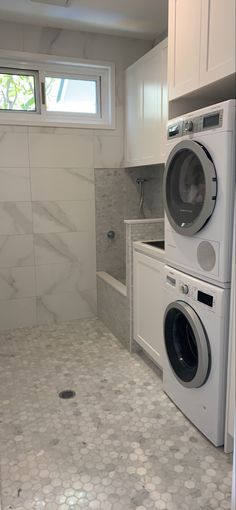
162 100 235 447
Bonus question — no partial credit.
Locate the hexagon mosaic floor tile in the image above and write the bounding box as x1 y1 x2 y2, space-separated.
0 318 232 510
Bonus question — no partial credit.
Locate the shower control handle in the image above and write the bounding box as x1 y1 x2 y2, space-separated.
107 230 115 240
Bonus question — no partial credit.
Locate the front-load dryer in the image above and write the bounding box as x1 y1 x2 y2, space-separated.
163 100 235 287
163 265 230 446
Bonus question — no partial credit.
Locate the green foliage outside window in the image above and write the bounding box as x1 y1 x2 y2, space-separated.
0 73 36 111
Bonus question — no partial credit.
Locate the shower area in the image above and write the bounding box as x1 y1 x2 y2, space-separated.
95 165 164 348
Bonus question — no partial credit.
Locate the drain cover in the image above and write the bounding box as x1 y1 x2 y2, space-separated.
59 390 76 399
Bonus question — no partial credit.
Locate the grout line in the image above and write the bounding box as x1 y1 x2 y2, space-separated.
27 128 38 326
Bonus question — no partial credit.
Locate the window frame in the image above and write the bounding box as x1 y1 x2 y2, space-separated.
0 50 115 129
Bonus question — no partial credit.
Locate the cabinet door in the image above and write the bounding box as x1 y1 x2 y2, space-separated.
133 251 164 368
125 63 143 166
160 38 168 163
200 0 236 86
142 46 162 165
168 0 201 100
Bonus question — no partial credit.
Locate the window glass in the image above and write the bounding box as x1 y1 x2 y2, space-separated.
45 76 97 114
0 71 37 112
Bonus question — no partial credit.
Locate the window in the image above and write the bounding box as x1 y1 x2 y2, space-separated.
0 69 39 112
45 76 98 114
0 51 115 129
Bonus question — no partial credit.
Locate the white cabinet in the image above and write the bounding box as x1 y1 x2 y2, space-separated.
168 0 236 101
125 38 168 167
168 0 201 100
125 63 142 166
200 0 236 87
133 250 164 368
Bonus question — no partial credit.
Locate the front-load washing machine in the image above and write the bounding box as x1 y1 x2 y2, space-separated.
163 100 235 287
163 265 230 446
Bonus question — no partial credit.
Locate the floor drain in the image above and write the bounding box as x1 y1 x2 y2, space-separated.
59 390 76 399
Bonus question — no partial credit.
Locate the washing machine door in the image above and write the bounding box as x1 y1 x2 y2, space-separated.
164 301 211 388
163 140 217 236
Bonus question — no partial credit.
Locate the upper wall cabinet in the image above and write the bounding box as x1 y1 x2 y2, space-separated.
200 0 236 87
125 38 168 167
168 0 236 101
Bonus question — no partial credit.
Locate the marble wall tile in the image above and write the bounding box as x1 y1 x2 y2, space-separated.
0 168 31 202
0 133 29 167
94 136 124 169
0 203 32 235
0 235 34 268
0 21 154 331
36 290 96 325
0 267 36 300
30 168 94 201
35 263 96 296
0 297 37 331
28 133 94 168
20 24 151 70
0 125 28 134
34 232 96 268
0 21 23 50
32 201 94 234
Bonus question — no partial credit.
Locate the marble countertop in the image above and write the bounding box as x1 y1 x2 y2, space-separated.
133 239 165 262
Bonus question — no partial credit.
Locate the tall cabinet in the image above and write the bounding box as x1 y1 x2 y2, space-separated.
125 38 168 167
168 0 236 100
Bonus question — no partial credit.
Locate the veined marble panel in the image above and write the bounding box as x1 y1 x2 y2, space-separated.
35 263 96 296
0 133 29 167
34 232 96 268
0 203 32 235
0 267 35 300
28 133 94 168
36 289 96 325
0 297 36 331
0 21 24 50
0 235 34 268
32 201 94 234
30 168 94 201
94 135 124 169
0 168 31 202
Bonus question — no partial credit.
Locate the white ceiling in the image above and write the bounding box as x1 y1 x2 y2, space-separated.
0 0 168 40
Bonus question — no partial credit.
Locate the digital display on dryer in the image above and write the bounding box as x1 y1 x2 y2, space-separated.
197 290 213 307
203 113 220 129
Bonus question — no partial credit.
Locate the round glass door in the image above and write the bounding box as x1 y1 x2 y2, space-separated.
163 140 217 236
164 301 211 388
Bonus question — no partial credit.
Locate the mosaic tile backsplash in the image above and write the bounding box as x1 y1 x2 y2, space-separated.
95 166 164 280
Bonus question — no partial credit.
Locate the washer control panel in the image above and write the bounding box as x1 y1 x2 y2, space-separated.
165 273 216 311
179 280 216 311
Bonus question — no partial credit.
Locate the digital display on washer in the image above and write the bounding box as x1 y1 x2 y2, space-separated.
203 113 220 129
197 290 213 307
168 124 179 137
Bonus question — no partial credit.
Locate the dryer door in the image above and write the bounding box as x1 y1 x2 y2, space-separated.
164 301 211 388
163 140 217 236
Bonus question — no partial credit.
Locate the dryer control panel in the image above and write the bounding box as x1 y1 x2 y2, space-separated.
167 109 223 139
